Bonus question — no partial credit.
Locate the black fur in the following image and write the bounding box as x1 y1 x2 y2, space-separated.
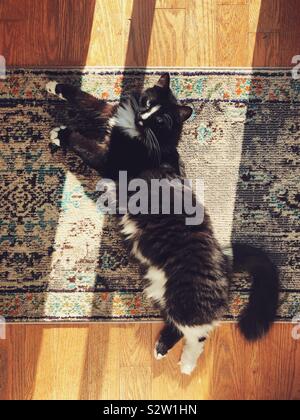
232 244 280 340
51 75 192 179
125 165 230 325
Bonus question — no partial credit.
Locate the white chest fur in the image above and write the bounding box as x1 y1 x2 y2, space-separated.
120 215 167 306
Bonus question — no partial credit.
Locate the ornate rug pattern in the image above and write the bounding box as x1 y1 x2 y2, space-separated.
0 68 299 322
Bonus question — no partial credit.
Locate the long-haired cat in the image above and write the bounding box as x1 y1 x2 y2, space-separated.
46 74 279 375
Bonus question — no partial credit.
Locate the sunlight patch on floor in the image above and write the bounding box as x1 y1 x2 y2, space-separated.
44 171 105 319
32 327 90 400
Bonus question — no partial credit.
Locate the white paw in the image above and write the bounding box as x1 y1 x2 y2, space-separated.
154 343 167 361
46 81 66 100
50 126 66 146
46 81 58 95
180 361 196 376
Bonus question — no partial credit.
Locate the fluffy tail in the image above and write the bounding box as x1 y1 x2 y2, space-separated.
232 243 280 341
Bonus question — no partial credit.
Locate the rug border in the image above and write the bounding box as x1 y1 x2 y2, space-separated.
4 66 294 71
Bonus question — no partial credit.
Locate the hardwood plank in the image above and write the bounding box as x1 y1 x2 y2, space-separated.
0 325 43 400
86 0 133 66
185 0 217 67
217 0 248 4
280 31 300 68
216 4 249 67
155 0 187 8
0 0 96 66
119 325 152 368
57 0 97 65
249 32 281 67
120 367 152 400
148 8 186 67
0 0 28 20
249 0 282 33
32 326 90 400
122 0 157 68
279 0 300 34
78 325 120 400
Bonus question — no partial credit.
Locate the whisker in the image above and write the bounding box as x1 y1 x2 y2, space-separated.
130 95 139 113
145 128 161 165
164 114 173 130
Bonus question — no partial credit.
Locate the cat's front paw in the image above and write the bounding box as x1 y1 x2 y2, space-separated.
46 81 59 95
46 81 66 100
50 126 68 147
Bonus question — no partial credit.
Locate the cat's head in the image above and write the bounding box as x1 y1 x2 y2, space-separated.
113 73 193 167
136 73 193 148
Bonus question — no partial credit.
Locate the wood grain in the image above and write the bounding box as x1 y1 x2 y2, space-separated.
216 4 249 67
1 324 299 400
0 0 300 401
249 32 281 67
148 8 186 67
185 0 217 67
0 0 299 67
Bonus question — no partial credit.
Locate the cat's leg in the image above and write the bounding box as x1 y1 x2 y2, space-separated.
50 127 110 171
178 324 215 375
154 323 183 360
46 81 115 119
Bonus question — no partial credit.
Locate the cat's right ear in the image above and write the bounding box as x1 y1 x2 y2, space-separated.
178 106 193 122
156 73 170 90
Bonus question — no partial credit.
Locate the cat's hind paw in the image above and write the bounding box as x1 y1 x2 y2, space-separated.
50 126 67 147
179 361 196 376
154 341 168 361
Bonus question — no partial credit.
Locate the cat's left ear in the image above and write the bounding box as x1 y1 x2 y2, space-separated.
178 106 193 122
156 73 170 90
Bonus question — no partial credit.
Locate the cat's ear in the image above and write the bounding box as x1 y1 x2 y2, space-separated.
178 106 193 122
156 73 170 90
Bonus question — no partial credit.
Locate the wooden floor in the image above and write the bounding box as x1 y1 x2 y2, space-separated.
0 0 300 400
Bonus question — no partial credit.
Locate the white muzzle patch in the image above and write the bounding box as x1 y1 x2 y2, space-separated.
141 105 162 121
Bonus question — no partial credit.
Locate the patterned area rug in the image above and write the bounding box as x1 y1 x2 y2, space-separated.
0 68 299 322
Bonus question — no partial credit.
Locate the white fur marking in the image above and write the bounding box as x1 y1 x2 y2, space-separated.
120 215 139 240
132 241 150 266
46 81 66 100
223 246 234 260
110 101 141 139
46 81 58 95
144 266 168 304
50 126 67 146
176 324 216 375
154 343 167 360
141 105 161 121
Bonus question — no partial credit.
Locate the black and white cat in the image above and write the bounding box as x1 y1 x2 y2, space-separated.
46 74 279 375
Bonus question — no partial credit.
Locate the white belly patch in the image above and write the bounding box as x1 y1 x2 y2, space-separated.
144 266 168 305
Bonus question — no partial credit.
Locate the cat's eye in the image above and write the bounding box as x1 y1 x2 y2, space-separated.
141 96 151 109
156 116 164 124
